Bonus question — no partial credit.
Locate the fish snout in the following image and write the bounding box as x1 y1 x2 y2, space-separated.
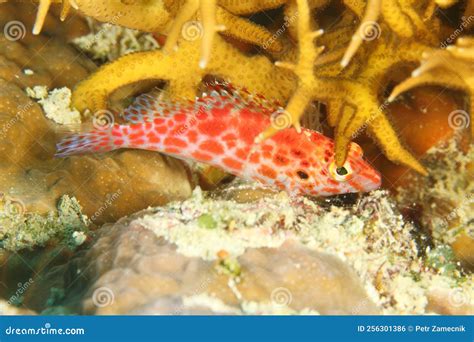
357 167 382 192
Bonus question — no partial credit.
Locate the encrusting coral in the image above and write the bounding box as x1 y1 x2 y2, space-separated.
0 195 88 251
9 0 473 175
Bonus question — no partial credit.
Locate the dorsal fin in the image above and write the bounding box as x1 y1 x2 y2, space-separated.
121 81 281 124
121 90 194 123
202 80 282 115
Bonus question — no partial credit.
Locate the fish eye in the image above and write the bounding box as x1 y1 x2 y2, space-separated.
336 167 348 176
296 170 309 180
329 162 353 182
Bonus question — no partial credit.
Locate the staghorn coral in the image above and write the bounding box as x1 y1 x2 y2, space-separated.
390 37 474 136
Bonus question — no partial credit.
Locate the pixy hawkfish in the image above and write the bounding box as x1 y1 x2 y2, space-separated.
56 83 381 196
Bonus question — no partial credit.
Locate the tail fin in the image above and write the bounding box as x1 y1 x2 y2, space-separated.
56 127 123 157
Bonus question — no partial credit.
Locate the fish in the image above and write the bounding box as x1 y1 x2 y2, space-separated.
56 83 381 197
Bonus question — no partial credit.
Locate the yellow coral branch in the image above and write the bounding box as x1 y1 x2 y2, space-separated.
71 0 172 32
218 0 286 14
200 0 220 69
257 0 324 142
341 0 381 68
72 37 294 113
60 0 71 21
33 0 52 34
216 7 283 53
163 0 200 53
26 0 284 66
162 0 224 69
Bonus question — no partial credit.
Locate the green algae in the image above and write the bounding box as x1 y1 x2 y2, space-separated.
197 214 218 229
0 195 89 252
426 245 459 277
217 258 242 277
45 287 66 307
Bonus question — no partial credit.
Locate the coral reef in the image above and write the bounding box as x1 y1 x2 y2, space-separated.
76 226 376 315
0 0 472 318
15 185 472 315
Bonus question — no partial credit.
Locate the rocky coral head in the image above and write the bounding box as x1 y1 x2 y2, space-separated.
315 142 381 196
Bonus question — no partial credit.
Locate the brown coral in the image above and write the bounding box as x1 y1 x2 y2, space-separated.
0 8 193 223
